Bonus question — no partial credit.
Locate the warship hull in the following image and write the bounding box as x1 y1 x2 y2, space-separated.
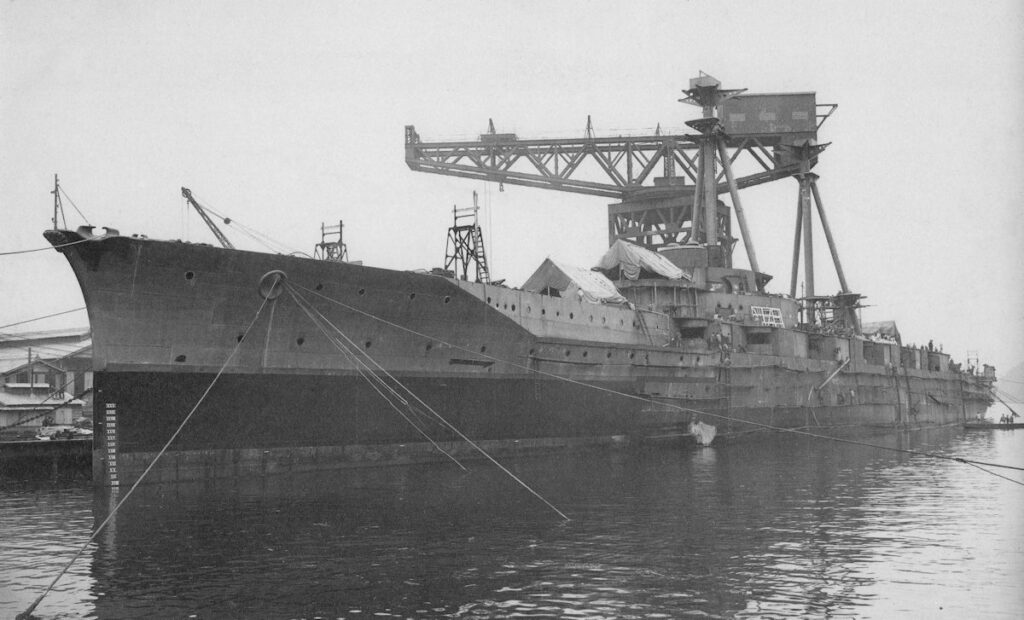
45 230 994 486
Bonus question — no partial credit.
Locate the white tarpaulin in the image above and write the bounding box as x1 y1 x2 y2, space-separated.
862 320 901 341
595 240 689 281
522 258 627 304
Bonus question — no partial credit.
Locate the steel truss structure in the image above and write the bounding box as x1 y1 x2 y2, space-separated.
405 73 855 329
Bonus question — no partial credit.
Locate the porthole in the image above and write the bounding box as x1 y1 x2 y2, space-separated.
606 351 612 358
602 317 607 324
569 312 574 320
409 293 416 300
582 351 588 358
565 349 571 357
487 297 492 304
480 345 487 353
184 271 195 281
503 303 508 310
511 304 516 311
236 334 244 343
526 305 531 313
425 343 433 351
296 337 305 346
556 311 561 317
315 283 324 291
364 340 372 349
358 288 366 295
174 354 187 362
542 309 546 315
528 348 536 356
589 315 594 322
444 296 451 304
629 352 636 360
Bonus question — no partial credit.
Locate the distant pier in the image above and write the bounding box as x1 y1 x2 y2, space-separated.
0 438 91 480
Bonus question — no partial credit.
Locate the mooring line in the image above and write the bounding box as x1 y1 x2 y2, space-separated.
16 290 274 620
0 237 93 257
290 282 1024 477
0 307 86 330
962 461 1024 488
285 283 570 522
286 287 467 470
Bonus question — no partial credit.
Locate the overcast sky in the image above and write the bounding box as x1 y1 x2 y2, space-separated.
2 0 1022 372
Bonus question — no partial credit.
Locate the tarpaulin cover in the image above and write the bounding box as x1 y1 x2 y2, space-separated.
522 258 627 304
595 240 689 281
861 320 901 341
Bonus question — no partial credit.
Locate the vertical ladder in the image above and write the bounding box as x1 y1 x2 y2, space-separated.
470 224 490 283
444 191 490 284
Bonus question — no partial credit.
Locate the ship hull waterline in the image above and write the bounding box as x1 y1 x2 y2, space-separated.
41 230 993 486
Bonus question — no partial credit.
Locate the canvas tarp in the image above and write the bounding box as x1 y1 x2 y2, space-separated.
595 240 689 281
861 320 901 341
522 258 628 304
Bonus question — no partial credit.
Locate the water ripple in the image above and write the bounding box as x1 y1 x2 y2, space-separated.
2 427 1023 618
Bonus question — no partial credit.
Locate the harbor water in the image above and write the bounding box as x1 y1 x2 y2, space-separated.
2 423 1022 619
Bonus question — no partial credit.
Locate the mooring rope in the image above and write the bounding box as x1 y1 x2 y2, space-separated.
285 283 570 521
0 237 94 257
0 307 86 331
289 282 1024 478
16 289 274 620
285 286 467 470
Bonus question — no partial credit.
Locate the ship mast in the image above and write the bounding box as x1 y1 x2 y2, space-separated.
51 174 67 230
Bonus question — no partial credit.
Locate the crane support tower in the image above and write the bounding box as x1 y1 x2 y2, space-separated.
405 72 857 331
444 191 490 283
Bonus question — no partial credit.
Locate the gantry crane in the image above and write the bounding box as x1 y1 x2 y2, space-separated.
405 73 857 329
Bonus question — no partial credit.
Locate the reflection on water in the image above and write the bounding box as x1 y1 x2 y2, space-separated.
2 426 1023 619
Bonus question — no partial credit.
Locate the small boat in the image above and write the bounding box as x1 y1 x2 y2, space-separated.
963 420 1024 430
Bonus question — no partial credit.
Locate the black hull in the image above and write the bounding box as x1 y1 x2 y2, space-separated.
41 230 994 485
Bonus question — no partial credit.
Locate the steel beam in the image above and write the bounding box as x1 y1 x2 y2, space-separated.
718 140 760 284
790 190 803 298
800 176 815 298
809 177 849 293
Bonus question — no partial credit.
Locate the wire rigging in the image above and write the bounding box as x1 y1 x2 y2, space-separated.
285 283 569 521
0 307 86 331
16 291 274 620
58 185 92 226
291 282 1024 477
285 287 468 470
0 237 93 256
182 191 306 256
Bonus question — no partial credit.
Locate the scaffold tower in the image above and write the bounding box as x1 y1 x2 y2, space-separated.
444 191 490 283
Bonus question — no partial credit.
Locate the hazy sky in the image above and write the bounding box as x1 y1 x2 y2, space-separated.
2 0 1022 372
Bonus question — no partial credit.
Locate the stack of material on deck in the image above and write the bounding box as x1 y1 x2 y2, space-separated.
596 240 689 281
522 258 627 304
